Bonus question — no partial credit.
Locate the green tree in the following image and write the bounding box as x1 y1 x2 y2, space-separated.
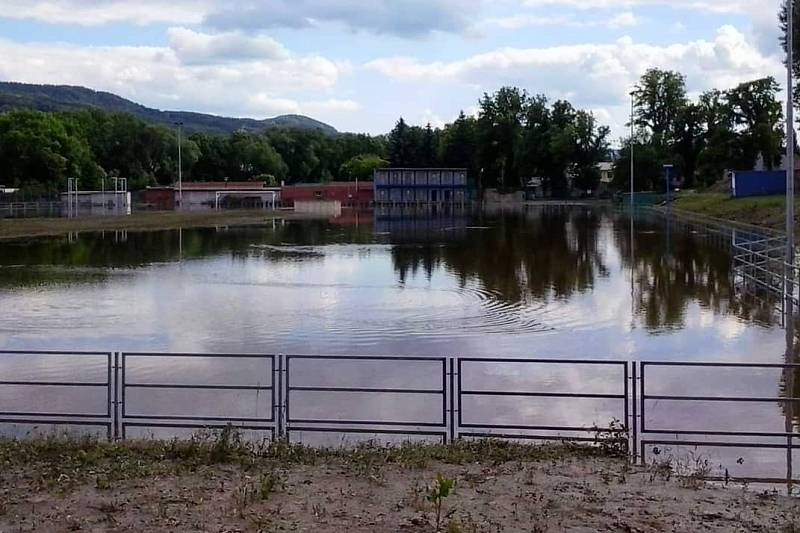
440 111 479 183
339 154 389 181
388 118 415 166
632 68 688 147
726 77 784 169
0 111 103 197
477 87 528 188
571 111 610 193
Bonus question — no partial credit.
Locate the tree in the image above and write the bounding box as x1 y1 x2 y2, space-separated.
440 111 479 182
571 111 610 193
339 154 389 181
613 136 665 192
420 123 439 167
228 132 287 181
518 95 552 183
726 77 784 169
388 118 415 166
0 111 103 197
672 103 705 188
476 87 528 188
632 69 688 147
780 1 800 107
696 89 737 185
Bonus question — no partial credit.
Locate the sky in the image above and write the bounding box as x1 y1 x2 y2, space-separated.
0 0 788 138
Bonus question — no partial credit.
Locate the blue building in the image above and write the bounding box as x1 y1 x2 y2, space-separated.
374 168 468 205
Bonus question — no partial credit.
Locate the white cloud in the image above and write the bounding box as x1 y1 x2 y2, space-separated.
486 10 639 30
204 0 484 37
0 0 208 25
167 27 289 65
305 99 362 113
0 0 485 36
0 35 350 119
366 26 780 97
521 0 760 14
485 14 573 30
607 12 638 29
366 25 782 137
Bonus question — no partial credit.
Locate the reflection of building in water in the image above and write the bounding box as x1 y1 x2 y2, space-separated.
375 204 468 242
374 168 468 205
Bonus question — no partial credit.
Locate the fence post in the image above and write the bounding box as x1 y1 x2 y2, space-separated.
112 352 120 441
276 354 288 442
630 361 637 464
447 357 458 444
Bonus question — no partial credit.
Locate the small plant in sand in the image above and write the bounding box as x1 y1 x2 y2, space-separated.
427 473 455 532
592 418 628 457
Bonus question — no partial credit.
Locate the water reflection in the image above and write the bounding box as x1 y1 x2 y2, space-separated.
0 207 797 485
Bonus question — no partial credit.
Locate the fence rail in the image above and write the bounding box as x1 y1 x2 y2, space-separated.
2 350 800 486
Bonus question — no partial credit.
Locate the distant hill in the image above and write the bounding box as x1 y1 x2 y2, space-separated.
0 82 339 136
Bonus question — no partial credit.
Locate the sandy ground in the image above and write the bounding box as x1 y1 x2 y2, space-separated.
1 451 798 532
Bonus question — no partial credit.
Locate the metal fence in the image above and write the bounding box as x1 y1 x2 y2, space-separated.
3 350 800 485
0 201 62 219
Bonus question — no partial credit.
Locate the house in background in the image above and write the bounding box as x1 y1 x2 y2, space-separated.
596 162 615 196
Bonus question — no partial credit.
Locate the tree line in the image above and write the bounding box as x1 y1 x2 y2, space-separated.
0 109 388 198
386 88 611 195
614 69 784 192
0 72 787 199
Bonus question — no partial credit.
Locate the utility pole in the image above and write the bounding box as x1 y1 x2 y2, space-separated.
175 121 184 209
788 0 796 327
630 90 635 211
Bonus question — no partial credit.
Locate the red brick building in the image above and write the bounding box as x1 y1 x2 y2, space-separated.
281 182 373 208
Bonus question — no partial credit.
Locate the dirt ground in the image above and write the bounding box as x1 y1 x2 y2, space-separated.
0 439 798 533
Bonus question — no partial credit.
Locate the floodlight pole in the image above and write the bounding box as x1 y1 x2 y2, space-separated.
787 0 796 330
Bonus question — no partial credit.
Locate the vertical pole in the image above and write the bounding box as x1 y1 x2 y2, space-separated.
631 362 638 464
630 91 635 211
788 0 796 330
176 122 183 209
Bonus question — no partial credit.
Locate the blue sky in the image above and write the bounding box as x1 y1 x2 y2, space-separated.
0 0 787 137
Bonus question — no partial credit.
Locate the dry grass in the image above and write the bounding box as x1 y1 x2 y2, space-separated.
1 433 797 532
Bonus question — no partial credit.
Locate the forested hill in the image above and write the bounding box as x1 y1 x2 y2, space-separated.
0 82 338 136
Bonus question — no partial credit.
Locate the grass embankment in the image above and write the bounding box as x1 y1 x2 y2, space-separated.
0 210 306 240
673 193 795 233
0 432 797 532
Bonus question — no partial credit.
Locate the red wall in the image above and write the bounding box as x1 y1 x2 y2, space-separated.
281 183 373 207
143 188 175 210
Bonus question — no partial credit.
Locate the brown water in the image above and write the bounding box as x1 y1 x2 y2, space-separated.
0 206 796 483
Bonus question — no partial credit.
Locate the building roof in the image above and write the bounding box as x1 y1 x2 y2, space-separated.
179 181 269 190
379 168 468 171
283 182 372 189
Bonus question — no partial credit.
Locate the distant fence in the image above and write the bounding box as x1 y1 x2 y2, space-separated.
0 202 62 219
1 350 799 486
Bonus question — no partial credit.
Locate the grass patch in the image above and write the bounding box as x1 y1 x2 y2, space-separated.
673 192 794 232
0 209 311 240
0 431 613 492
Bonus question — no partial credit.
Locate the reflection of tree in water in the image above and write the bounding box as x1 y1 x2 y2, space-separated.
781 318 800 433
391 207 610 303
615 214 777 330
0 220 377 288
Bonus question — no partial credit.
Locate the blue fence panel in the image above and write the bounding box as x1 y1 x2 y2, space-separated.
732 171 786 198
